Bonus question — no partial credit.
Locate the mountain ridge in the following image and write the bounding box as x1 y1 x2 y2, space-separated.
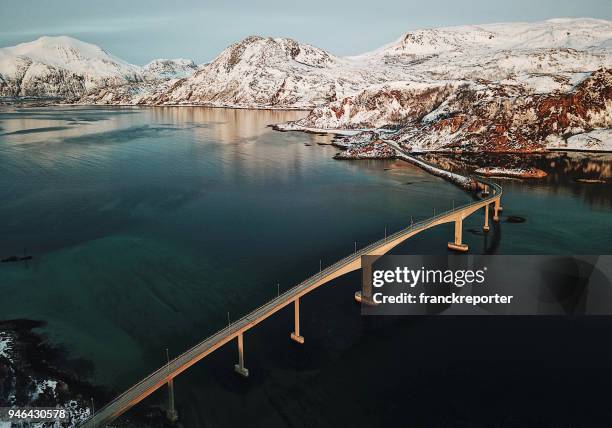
0 36 199 99
1 19 611 152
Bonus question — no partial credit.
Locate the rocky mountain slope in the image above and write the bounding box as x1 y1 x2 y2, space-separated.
289 18 612 127
0 36 197 100
142 58 197 80
280 18 612 152
139 36 401 108
360 18 611 57
333 68 612 153
145 18 612 111
392 68 612 152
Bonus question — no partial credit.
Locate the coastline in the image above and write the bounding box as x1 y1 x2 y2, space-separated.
0 319 99 425
0 319 177 427
0 97 313 112
1 101 608 186
1 99 610 154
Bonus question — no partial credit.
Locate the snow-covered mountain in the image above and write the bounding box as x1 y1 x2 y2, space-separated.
144 18 611 111
360 18 611 58
1 19 611 152
0 36 197 100
0 36 140 98
140 35 395 108
279 18 612 152
393 68 612 152
291 18 612 128
352 18 611 92
142 58 197 80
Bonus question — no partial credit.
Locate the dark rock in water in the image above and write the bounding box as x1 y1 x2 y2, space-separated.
1 255 33 263
506 216 526 223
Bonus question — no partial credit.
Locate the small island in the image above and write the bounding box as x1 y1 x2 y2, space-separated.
474 167 548 179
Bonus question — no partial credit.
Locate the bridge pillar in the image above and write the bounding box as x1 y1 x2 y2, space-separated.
493 199 501 222
234 333 249 377
448 217 468 252
290 298 304 344
483 203 490 232
166 378 178 422
354 256 380 306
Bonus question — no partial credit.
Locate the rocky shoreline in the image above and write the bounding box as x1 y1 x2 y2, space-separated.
0 319 98 426
327 132 609 189
0 320 176 427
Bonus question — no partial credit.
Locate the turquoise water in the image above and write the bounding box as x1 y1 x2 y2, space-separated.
1 107 611 426
0 107 472 378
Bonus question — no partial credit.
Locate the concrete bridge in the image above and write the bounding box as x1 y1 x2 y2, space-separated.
80 148 503 427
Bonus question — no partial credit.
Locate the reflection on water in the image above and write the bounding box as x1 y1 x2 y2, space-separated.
0 106 309 145
423 152 612 208
0 107 339 192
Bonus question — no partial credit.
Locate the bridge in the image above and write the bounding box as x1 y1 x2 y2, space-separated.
80 145 503 427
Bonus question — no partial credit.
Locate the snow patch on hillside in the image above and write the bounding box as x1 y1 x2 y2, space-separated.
0 333 12 362
358 18 612 59
142 58 197 79
289 80 457 130
547 129 612 151
0 36 197 99
32 380 58 401
140 35 401 107
0 36 139 79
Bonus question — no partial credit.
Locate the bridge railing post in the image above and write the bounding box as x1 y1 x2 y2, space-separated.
290 298 305 344
234 333 249 377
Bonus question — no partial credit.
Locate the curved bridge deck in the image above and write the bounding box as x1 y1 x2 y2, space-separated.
81 149 502 427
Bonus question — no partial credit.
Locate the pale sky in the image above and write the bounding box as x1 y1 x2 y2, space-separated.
1 0 610 65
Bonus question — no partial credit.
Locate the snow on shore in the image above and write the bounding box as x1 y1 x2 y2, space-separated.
547 129 612 152
394 152 477 190
475 167 547 178
0 332 12 362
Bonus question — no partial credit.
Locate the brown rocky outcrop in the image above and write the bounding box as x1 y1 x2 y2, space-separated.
395 69 612 152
